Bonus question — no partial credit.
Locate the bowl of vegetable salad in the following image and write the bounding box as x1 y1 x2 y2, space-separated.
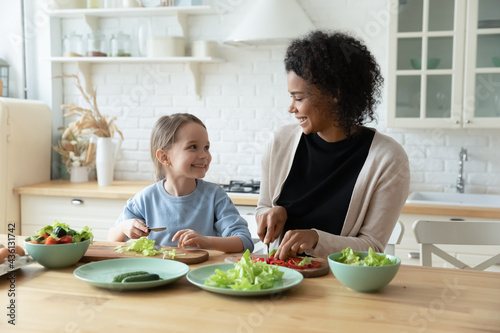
328 247 401 293
24 221 93 269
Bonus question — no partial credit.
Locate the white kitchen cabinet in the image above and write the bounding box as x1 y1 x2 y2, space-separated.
388 0 500 128
47 5 223 98
397 213 500 272
20 195 126 241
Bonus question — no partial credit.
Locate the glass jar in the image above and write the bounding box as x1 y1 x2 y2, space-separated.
87 0 101 8
62 33 83 57
86 31 107 57
110 32 132 57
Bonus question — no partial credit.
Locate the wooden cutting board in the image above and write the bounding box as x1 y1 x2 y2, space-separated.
224 254 330 278
80 241 209 265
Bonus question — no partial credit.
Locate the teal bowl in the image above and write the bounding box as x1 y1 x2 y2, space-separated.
410 57 440 69
492 57 500 67
328 251 401 293
24 238 90 269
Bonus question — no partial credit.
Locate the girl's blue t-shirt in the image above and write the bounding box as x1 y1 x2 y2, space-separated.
116 179 254 251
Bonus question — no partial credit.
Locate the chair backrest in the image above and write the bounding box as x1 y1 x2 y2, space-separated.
384 221 404 256
413 220 500 270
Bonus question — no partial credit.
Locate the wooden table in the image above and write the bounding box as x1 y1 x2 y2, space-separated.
1 236 500 332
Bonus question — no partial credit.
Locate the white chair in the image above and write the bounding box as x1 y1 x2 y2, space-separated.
413 220 500 270
384 220 404 256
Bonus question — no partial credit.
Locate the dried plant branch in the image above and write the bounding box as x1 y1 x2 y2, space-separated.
56 74 124 140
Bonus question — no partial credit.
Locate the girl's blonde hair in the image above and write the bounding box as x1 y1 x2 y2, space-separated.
150 113 206 181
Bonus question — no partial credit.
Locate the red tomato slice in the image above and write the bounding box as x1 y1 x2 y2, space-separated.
45 237 59 245
269 260 286 266
59 235 73 244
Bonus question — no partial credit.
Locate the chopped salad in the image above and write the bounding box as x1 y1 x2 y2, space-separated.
114 236 182 260
27 221 93 245
334 247 397 266
204 249 284 291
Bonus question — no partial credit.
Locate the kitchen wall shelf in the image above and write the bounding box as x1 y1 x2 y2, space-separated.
47 6 213 35
387 0 500 128
47 6 213 18
50 56 224 98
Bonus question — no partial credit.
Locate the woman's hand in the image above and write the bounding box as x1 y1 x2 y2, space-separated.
256 206 287 245
274 229 319 261
121 219 150 239
172 229 208 249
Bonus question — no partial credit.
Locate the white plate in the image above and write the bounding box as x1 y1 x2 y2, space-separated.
187 263 303 296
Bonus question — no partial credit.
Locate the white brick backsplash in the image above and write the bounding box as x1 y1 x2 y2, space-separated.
221 85 255 96
204 74 238 85
211 141 237 153
116 161 138 172
206 96 239 108
239 96 274 108
238 74 273 85
221 152 253 165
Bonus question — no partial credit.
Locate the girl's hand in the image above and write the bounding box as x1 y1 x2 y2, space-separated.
172 229 208 249
274 229 319 261
256 206 287 245
121 219 150 239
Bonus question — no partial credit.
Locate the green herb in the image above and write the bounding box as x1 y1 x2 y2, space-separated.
204 249 284 291
335 247 397 266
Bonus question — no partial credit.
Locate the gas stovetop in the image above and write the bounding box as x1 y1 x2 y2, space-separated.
221 180 260 194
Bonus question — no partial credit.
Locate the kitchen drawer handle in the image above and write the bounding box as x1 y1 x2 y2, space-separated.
71 199 84 206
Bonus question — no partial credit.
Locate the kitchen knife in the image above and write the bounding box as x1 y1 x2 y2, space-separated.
148 227 167 232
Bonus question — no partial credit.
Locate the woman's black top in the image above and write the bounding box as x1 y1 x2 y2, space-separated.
276 127 375 236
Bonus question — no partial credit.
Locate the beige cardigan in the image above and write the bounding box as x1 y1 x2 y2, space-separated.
257 124 410 258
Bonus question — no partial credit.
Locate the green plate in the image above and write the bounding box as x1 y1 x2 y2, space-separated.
74 258 189 290
186 263 303 296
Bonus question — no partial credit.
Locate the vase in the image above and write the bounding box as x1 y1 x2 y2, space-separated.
69 166 90 183
96 137 121 186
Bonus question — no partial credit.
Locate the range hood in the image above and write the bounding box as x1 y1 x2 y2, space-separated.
224 0 315 47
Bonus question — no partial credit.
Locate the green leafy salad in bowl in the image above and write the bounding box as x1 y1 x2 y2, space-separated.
334 247 398 266
24 221 94 268
328 247 401 292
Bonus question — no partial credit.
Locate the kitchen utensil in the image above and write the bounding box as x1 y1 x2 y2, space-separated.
186 263 303 296
74 258 189 290
225 254 329 278
148 227 166 232
328 251 401 293
80 241 209 264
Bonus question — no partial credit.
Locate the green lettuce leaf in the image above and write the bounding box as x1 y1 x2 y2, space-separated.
204 249 284 290
335 247 396 266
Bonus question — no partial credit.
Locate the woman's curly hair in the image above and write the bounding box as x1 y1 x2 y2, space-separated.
284 30 383 135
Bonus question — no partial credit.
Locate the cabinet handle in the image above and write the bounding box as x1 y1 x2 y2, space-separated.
71 199 84 205
408 252 420 259
454 120 460 124
465 119 471 124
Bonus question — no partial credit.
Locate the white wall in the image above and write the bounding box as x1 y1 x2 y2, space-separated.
0 0 24 98
6 0 500 194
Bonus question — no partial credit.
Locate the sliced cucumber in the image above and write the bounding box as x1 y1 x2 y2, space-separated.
122 273 161 283
111 271 149 283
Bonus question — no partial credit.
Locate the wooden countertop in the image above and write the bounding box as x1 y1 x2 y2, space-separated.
1 235 500 332
13 180 260 206
14 180 500 218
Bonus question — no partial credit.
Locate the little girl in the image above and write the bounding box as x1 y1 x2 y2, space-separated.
108 113 254 253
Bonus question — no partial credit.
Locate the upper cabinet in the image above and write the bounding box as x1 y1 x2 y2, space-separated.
388 0 500 128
